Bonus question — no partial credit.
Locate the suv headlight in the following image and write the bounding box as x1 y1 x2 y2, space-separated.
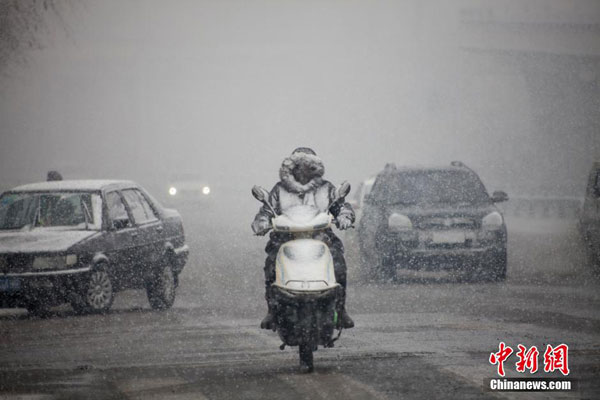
482 211 503 230
388 213 412 231
33 254 78 270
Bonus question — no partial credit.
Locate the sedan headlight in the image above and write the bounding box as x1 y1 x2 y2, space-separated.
168 187 177 196
482 211 503 230
388 213 413 231
33 254 78 270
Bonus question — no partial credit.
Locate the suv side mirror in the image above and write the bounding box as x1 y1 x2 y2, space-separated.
491 191 509 203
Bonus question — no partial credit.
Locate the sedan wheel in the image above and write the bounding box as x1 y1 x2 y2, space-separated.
146 262 176 310
26 301 50 317
87 270 114 310
71 267 114 314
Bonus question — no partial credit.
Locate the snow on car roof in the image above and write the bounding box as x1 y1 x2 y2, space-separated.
379 163 473 174
8 179 137 192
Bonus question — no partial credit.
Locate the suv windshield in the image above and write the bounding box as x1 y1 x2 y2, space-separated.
372 170 490 206
0 191 103 230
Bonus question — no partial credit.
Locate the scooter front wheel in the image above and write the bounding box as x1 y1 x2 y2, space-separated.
299 343 314 373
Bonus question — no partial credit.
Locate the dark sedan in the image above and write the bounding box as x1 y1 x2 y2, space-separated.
0 180 189 315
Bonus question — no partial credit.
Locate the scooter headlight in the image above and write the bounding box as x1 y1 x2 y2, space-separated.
283 246 296 260
283 244 326 261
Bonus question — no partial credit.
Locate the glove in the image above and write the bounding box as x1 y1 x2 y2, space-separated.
252 219 271 235
336 215 353 230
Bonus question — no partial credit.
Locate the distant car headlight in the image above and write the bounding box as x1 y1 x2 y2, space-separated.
169 187 177 196
482 211 503 230
33 254 78 270
202 186 210 195
388 213 413 231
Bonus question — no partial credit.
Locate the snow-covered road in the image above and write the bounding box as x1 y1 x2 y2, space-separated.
0 207 599 399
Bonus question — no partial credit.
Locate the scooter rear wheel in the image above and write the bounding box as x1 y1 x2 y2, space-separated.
299 343 314 373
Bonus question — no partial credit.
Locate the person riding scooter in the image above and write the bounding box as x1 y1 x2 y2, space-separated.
252 147 355 329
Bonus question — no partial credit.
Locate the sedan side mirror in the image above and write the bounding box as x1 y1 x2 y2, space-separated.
112 217 130 230
491 190 509 203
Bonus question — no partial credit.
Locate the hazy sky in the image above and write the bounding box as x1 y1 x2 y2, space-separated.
1 0 599 196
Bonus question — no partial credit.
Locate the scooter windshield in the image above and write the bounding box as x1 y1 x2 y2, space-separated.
272 205 331 232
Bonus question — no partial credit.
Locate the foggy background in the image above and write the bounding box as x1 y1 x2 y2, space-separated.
2 4 600 397
1 0 599 204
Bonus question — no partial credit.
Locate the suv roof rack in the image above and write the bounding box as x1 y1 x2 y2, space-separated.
383 163 397 171
450 161 478 175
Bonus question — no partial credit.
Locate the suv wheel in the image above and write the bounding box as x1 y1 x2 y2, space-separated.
358 248 376 282
465 251 507 283
146 258 176 310
488 250 507 282
376 254 397 282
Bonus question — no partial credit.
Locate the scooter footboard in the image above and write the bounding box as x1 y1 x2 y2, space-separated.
272 286 340 347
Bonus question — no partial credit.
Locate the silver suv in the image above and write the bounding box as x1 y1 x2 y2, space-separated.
358 162 508 282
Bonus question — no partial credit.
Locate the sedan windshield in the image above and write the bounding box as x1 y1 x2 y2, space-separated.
0 191 103 230
372 170 490 206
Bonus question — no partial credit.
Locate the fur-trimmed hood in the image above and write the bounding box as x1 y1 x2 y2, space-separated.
279 152 325 194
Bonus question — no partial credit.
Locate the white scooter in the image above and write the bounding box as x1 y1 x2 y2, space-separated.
252 182 351 372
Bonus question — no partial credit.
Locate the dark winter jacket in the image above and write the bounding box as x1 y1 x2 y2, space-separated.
252 152 355 233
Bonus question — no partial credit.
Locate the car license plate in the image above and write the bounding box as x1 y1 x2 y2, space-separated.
432 231 465 244
0 277 21 292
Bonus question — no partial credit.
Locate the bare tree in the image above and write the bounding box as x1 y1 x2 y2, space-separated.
0 0 69 76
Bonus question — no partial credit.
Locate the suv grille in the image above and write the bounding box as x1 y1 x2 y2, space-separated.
415 217 477 230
